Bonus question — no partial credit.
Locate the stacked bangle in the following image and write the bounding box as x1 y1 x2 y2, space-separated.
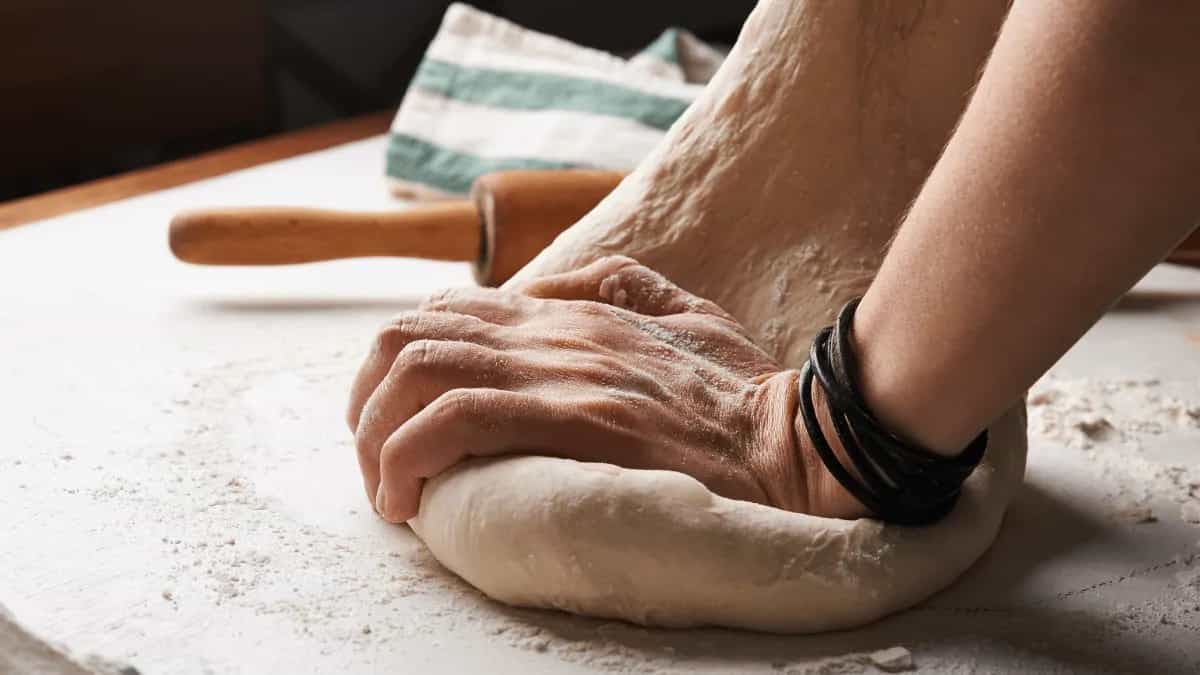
798 298 987 525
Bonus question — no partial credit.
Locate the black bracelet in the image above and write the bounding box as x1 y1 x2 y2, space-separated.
798 298 987 525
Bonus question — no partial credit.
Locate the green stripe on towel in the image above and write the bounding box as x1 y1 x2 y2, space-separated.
412 59 691 131
387 133 585 194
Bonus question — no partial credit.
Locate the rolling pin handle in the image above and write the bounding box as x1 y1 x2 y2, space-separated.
470 170 626 286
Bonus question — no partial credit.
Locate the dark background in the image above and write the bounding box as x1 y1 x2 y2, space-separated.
0 1 755 202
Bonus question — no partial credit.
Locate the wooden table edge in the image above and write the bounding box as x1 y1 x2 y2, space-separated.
0 111 393 231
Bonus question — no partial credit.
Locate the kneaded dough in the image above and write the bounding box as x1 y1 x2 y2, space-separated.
410 405 1026 633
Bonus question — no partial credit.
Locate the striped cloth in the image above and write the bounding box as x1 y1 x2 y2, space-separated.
386 3 724 200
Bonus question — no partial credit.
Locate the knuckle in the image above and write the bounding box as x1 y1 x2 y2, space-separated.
353 412 386 459
354 427 376 459
376 312 423 351
393 339 444 376
377 434 407 466
419 287 458 311
429 388 479 421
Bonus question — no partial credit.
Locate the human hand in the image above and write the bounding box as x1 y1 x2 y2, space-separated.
347 256 861 523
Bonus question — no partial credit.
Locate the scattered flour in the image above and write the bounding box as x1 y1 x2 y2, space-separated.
1029 376 1200 449
1029 375 1200 525
1182 501 1200 525
13 347 1200 674
772 646 913 674
868 646 914 672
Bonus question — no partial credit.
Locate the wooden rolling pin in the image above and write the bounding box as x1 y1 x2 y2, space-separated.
169 170 625 286
171 168 1200 285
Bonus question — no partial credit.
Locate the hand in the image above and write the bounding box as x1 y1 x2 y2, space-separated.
347 256 863 522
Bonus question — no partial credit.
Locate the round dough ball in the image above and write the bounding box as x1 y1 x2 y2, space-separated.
410 405 1026 633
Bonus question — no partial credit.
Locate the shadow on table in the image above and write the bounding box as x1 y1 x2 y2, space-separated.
945 480 1104 605
1113 288 1200 312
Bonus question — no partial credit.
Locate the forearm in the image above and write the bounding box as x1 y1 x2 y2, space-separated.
855 0 1200 453
513 1 1011 368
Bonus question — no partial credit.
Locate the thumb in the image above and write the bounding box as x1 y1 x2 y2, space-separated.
515 255 732 319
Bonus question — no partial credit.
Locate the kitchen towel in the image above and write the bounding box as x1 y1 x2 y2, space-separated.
386 3 724 199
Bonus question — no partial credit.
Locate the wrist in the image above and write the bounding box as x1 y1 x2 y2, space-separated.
851 292 977 455
750 369 809 512
788 373 871 519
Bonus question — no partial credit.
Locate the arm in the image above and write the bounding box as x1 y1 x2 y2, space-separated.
855 0 1200 455
348 1 1200 524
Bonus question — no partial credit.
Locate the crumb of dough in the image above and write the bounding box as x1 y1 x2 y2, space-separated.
869 646 914 672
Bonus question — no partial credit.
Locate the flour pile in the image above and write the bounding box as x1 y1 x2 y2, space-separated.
1029 375 1200 525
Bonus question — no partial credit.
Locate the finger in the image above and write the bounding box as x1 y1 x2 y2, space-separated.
346 311 509 433
514 255 640 301
375 389 625 522
419 286 536 325
354 340 519 504
521 255 733 320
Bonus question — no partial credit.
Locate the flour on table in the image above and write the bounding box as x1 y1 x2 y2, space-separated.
770 645 913 674
1029 375 1200 525
1029 376 1200 448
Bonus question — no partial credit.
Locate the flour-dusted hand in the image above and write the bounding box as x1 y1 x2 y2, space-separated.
347 256 858 523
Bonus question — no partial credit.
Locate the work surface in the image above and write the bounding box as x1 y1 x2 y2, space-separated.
3 137 1200 674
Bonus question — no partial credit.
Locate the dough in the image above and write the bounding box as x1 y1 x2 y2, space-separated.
0 604 134 675
410 408 1024 633
409 0 1027 633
